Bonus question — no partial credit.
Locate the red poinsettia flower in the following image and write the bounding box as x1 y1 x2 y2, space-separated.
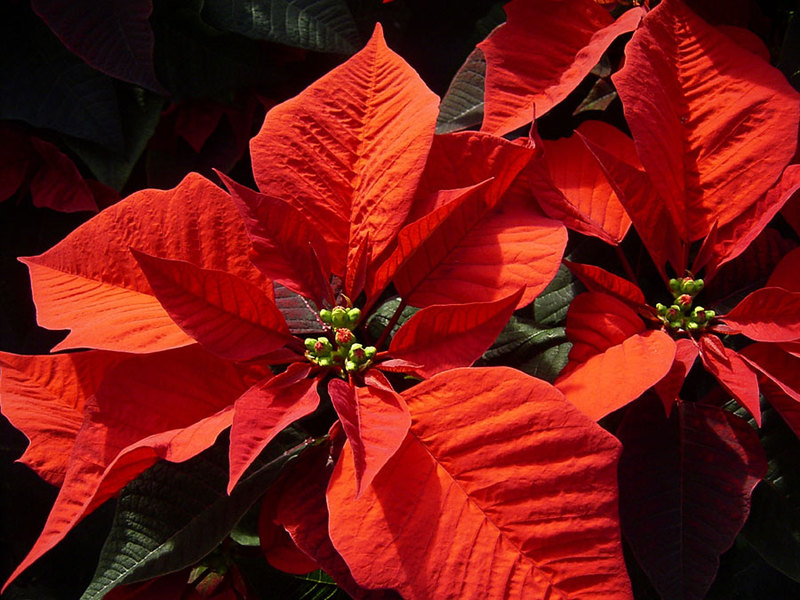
0 24 638 599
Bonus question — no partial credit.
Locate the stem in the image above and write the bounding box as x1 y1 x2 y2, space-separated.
376 298 408 350
615 245 638 283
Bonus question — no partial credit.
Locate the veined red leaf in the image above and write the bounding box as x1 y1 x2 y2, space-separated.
653 337 699 415
580 133 686 277
328 372 410 497
767 247 800 292
410 131 535 221
221 174 334 306
563 292 646 365
556 330 676 421
133 251 290 361
20 173 270 354
327 367 632 599
228 363 319 494
389 289 523 379
740 343 800 437
720 287 800 342
535 122 635 245
0 350 125 486
4 346 252 590
394 178 566 309
250 24 438 281
273 445 393 599
479 0 643 136
563 261 645 306
613 0 800 241
693 165 800 278
699 335 761 423
617 397 766 600
28 138 98 213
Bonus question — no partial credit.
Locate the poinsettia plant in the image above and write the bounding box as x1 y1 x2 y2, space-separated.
2 0 800 598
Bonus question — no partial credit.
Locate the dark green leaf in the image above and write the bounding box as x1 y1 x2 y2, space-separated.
779 11 800 92
436 47 485 134
741 402 800 582
81 428 314 600
236 554 351 600
366 297 418 344
66 86 164 191
202 0 359 54
0 3 123 149
531 263 581 326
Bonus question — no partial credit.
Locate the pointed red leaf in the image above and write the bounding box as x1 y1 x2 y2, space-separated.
740 343 800 436
556 330 676 421
28 138 98 213
21 173 270 353
613 0 800 241
389 289 523 379
133 250 290 361
563 292 646 365
328 372 410 497
563 261 645 306
250 24 438 280
653 337 699 415
327 367 632 599
4 345 253 589
479 0 643 135
0 350 124 485
720 287 800 342
617 397 766 600
699 335 761 423
221 174 333 306
767 246 800 292
228 363 320 493
534 122 635 244
394 177 566 309
693 165 800 278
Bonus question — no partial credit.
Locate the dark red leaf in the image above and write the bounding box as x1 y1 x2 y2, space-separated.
699 335 761 423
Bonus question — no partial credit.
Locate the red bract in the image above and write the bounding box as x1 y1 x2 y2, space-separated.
0 24 615 599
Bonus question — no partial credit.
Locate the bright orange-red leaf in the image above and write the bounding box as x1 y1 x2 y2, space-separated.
328 372 410 497
0 350 124 485
699 335 761 424
228 363 319 493
556 330 676 421
479 0 643 136
133 251 290 361
720 287 800 342
21 173 270 354
535 122 635 244
613 0 800 242
5 346 253 590
389 289 523 379
222 174 334 306
250 24 438 289
327 367 632 599
563 261 645 306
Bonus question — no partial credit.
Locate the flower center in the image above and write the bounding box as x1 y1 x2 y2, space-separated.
304 306 376 373
655 277 715 335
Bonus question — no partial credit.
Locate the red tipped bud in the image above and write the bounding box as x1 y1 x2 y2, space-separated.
335 328 355 346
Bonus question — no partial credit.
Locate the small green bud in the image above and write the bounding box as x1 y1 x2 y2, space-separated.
656 303 668 316
315 337 333 353
363 346 377 360
686 321 700 331
344 360 358 372
705 310 715 319
346 307 361 326
304 338 318 352
318 356 333 367
319 309 332 324
668 319 683 330
666 306 682 321
669 278 681 295
331 306 349 328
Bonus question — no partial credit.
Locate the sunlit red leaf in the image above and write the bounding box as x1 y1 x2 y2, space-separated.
617 397 766 600
653 337 699 415
328 367 632 599
328 372 410 497
133 251 290 361
479 0 643 136
563 261 645 306
250 24 438 289
222 174 333 306
4 346 253 590
0 350 124 485
556 330 676 421
21 173 270 354
720 287 800 342
228 363 319 493
389 289 522 379
533 121 635 245
699 335 760 423
613 0 800 242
